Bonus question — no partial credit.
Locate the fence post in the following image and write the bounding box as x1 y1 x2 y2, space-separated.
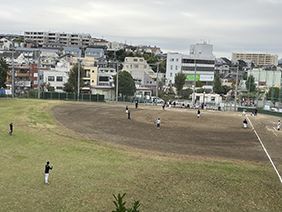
97 94 99 102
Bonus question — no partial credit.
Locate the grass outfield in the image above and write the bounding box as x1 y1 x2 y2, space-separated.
0 98 282 211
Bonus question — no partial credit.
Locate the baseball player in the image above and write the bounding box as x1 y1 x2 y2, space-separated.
155 118 161 130
278 120 280 131
45 161 53 184
243 119 248 129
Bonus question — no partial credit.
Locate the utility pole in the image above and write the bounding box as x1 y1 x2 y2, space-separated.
115 62 119 103
234 66 239 111
155 62 159 105
37 50 41 99
192 60 197 105
77 59 81 101
11 44 15 98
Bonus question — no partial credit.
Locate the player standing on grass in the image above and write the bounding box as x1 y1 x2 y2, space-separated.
155 118 161 129
45 161 53 184
9 122 13 135
278 120 280 131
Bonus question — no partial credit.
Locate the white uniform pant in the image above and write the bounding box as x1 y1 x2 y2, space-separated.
45 173 49 183
197 114 200 118
244 123 247 128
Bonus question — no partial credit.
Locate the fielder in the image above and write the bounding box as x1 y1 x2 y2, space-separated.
197 109 200 118
155 118 161 130
243 119 248 129
45 161 53 184
278 120 281 131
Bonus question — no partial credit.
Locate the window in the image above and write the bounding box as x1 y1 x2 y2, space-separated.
170 73 172 77
92 80 94 83
56 86 63 90
56 76 63 81
139 59 143 62
34 80 38 84
176 66 178 70
92 70 94 73
134 65 138 68
133 59 138 62
170 58 174 62
34 73 38 77
170 65 173 70
176 58 179 62
143 65 147 69
48 76 55 81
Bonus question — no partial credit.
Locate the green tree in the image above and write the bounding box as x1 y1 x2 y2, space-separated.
179 88 193 99
63 63 84 93
265 87 280 106
113 71 136 97
246 75 256 93
0 58 8 88
174 72 186 94
196 80 203 87
222 85 232 95
213 75 223 94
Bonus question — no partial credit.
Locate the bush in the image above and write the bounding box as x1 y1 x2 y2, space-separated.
112 193 140 212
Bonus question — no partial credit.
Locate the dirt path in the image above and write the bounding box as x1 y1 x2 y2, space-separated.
51 102 282 163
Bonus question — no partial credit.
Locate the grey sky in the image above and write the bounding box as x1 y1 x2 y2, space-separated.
1 0 282 59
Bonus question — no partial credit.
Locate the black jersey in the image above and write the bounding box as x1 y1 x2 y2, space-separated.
45 165 53 173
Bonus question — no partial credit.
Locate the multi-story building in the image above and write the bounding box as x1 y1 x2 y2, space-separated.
232 53 278 66
71 57 97 94
24 31 92 47
122 57 157 91
166 42 215 89
6 66 31 96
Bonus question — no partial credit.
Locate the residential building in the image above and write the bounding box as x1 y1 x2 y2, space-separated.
166 42 215 89
232 53 278 66
0 38 13 50
6 66 31 96
24 31 92 47
42 69 69 92
72 56 97 94
85 48 104 59
91 67 116 100
63 47 82 57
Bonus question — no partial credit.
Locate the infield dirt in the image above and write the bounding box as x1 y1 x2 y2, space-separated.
51 102 282 166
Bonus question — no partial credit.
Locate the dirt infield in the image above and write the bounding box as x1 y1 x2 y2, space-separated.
51 102 282 165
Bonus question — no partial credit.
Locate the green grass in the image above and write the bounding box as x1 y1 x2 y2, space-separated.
0 98 282 211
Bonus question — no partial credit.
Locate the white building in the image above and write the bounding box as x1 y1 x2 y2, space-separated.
42 70 69 92
166 42 215 90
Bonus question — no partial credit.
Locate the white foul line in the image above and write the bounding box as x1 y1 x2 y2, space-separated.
247 117 282 184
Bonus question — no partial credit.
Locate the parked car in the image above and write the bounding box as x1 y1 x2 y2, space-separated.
150 96 165 103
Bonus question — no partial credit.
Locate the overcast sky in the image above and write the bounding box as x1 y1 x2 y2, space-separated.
1 0 282 59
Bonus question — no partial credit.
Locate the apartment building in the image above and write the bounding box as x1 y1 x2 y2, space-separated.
232 53 278 66
24 31 92 47
6 66 30 96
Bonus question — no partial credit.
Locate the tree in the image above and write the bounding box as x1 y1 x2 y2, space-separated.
213 75 223 94
265 87 280 106
246 74 256 93
63 63 84 93
174 72 186 94
113 71 136 97
222 85 232 95
0 58 8 88
41 82 55 92
196 80 203 87
179 88 193 99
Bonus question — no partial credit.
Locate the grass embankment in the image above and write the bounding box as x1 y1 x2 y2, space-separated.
0 99 282 212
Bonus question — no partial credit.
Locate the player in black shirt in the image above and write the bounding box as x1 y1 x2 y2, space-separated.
9 122 13 135
45 161 53 184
